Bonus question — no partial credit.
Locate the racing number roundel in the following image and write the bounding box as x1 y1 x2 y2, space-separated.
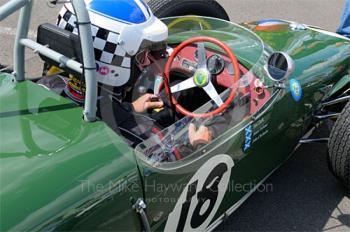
164 155 234 232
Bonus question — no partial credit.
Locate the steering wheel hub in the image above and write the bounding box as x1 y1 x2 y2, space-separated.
193 69 210 87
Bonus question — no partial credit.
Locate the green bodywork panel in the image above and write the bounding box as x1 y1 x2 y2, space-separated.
0 74 143 231
1 17 350 231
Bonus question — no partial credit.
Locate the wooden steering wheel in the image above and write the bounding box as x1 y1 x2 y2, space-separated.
164 36 240 118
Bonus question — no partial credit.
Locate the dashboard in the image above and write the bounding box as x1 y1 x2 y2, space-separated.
171 45 235 82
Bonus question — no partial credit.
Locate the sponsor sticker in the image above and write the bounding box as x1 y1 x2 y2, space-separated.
244 125 252 152
99 66 110 75
243 118 269 152
290 79 302 102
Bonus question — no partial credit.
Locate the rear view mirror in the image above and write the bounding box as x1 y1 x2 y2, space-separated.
266 52 294 82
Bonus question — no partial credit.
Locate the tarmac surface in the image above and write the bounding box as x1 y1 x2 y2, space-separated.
0 0 349 231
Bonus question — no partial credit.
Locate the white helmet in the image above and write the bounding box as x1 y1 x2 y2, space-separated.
57 0 168 87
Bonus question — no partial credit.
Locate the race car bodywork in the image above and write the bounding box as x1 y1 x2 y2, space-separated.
0 1 349 231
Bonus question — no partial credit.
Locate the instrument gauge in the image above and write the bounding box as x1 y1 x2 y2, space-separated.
207 54 225 75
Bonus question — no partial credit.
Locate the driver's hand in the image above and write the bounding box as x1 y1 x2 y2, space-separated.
132 94 164 113
188 123 212 147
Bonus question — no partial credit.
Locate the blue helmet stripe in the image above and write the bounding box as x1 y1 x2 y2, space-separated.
87 0 149 24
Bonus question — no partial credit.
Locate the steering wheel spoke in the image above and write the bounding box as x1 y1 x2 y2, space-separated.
170 77 196 93
197 42 207 69
203 82 224 107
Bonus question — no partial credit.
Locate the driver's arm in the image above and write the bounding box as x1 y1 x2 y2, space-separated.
131 93 164 113
188 111 233 147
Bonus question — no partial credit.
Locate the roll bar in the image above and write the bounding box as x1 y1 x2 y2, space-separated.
0 0 97 122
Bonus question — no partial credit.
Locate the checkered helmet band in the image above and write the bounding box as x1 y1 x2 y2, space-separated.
57 6 132 87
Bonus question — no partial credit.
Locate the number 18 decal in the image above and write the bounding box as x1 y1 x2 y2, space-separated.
164 155 234 232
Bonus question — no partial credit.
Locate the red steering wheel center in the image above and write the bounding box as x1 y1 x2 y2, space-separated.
164 36 241 118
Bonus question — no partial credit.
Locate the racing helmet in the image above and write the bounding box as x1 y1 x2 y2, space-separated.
56 0 168 90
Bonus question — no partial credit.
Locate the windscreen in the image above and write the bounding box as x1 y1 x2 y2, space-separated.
133 17 275 166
